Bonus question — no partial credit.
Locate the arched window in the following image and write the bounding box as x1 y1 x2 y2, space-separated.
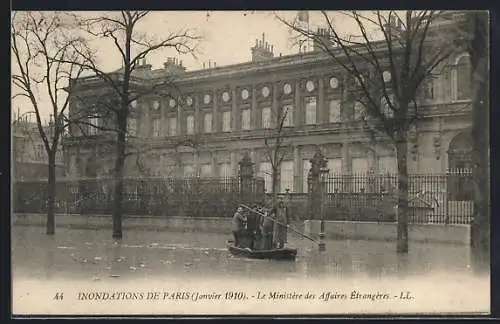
447 130 473 201
455 54 472 100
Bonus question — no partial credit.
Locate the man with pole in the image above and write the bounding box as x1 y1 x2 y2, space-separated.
240 203 321 246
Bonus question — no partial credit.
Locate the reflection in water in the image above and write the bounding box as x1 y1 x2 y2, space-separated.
396 254 409 279
44 237 55 280
12 226 482 282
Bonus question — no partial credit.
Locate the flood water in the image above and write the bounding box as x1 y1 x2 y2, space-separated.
12 226 490 316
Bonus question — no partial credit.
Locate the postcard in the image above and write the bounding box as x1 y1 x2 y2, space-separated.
11 10 490 316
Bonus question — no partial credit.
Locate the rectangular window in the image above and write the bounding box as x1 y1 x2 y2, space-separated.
352 157 368 192
352 157 368 173
168 117 177 136
184 165 195 177
377 156 397 174
443 67 452 100
329 100 341 123
328 158 342 174
127 118 136 136
219 162 233 191
282 105 294 127
222 111 231 132
186 115 195 135
457 57 472 100
201 164 213 177
423 78 435 100
204 113 212 133
380 95 394 118
305 97 317 125
303 159 311 193
261 107 271 129
326 158 342 193
280 161 294 193
241 109 251 130
258 162 272 193
219 162 232 177
353 101 364 120
88 116 99 135
152 119 161 137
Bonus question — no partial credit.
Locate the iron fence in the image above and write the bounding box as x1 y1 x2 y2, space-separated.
13 169 474 225
321 168 473 224
13 176 265 218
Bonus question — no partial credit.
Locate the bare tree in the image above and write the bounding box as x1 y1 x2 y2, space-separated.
56 11 201 239
280 10 459 253
12 111 37 175
263 101 293 207
464 11 489 268
11 11 90 235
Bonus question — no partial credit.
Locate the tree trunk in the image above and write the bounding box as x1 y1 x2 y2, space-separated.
469 11 490 270
395 137 409 254
112 120 127 239
46 151 57 235
272 166 280 208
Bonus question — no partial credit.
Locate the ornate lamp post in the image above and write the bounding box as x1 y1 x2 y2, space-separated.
309 148 329 252
318 162 329 252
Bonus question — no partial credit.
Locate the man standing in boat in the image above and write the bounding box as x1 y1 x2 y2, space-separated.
246 206 259 249
261 206 275 250
232 206 247 247
273 200 288 249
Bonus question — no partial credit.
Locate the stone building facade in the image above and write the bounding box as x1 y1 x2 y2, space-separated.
12 118 65 180
64 16 473 194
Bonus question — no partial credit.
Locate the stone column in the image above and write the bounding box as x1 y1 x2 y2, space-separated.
293 146 301 193
161 99 167 136
341 74 351 121
253 149 261 175
211 150 218 177
177 104 183 135
194 150 200 177
142 104 150 137
212 90 218 133
341 142 351 174
367 148 377 170
230 151 238 176
341 142 352 192
367 148 377 193
251 86 257 129
232 87 238 131
194 95 201 134
272 83 278 128
294 82 302 126
318 77 325 124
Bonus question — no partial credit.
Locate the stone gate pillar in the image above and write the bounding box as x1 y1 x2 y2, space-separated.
239 152 254 204
307 149 328 220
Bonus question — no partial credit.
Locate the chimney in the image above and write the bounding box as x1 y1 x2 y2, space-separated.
251 32 275 62
384 15 402 36
313 27 335 52
163 57 186 74
137 58 152 70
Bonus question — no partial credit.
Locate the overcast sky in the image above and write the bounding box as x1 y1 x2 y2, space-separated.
10 10 381 121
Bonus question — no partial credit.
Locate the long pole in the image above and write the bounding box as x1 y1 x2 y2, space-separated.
239 203 321 244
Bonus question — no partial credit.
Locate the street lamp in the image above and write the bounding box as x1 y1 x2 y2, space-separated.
318 164 329 252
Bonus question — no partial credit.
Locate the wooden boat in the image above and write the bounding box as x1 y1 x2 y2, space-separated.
226 240 297 261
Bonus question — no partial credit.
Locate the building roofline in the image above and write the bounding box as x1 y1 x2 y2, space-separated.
74 13 464 88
